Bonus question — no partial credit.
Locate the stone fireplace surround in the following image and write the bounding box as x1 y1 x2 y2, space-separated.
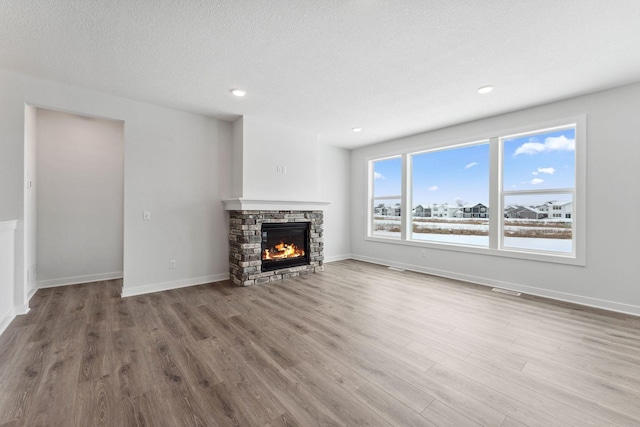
228 210 324 286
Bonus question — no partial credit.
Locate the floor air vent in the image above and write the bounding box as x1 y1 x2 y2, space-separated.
491 287 521 296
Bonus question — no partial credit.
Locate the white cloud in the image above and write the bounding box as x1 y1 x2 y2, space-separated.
537 167 556 175
374 172 385 180
514 135 575 156
532 171 539 175
428 185 438 191
465 162 478 169
530 178 544 185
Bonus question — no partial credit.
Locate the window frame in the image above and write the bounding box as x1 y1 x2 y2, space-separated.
499 123 577 257
365 115 586 266
408 139 491 248
368 155 402 239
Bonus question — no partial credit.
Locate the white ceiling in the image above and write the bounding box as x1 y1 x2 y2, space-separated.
2 1 640 149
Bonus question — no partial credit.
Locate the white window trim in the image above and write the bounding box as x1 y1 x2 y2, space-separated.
368 155 401 239
365 115 586 266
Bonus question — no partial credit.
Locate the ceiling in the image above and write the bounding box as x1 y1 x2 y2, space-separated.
1 1 640 149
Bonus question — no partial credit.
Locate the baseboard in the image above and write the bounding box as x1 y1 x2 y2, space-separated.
0 308 16 338
324 254 353 263
27 285 38 302
121 273 230 298
351 254 640 317
14 304 30 316
37 271 123 289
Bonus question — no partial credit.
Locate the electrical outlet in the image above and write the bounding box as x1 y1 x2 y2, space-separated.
276 165 282 174
169 259 177 269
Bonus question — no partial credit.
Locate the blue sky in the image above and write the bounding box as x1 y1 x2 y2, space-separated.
412 143 489 206
373 144 490 206
373 156 402 197
373 127 575 207
503 128 575 191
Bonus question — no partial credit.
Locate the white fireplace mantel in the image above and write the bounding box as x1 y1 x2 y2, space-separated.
223 198 331 212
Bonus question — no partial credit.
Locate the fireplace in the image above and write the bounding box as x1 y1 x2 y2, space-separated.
228 210 323 286
261 222 310 272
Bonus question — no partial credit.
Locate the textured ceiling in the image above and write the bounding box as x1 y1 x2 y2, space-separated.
1 1 640 148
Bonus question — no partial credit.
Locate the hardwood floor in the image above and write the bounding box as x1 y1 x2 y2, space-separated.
1 259 639 426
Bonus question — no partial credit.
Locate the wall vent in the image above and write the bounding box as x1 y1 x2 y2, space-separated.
492 287 521 296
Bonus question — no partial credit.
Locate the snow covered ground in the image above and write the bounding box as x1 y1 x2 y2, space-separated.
414 222 487 232
503 237 572 253
412 233 489 246
372 218 572 253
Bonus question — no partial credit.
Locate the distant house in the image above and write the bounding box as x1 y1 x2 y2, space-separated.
431 203 450 218
538 201 572 219
374 203 403 217
505 205 546 219
381 205 394 216
504 205 518 217
447 206 463 218
414 204 431 217
463 203 489 218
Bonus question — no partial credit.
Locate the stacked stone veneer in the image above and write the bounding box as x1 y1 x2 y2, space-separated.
229 210 324 286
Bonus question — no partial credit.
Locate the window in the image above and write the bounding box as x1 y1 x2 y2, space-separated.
411 142 489 246
370 156 402 238
367 117 584 265
501 126 576 254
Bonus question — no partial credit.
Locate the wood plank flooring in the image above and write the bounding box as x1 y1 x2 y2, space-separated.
1 259 640 426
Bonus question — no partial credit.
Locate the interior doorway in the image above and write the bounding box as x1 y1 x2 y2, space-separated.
24 106 124 298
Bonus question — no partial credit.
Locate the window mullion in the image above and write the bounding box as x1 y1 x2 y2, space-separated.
401 153 410 241
368 160 374 237
489 137 501 249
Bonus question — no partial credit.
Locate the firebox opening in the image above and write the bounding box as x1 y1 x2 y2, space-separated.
263 242 305 260
261 222 310 272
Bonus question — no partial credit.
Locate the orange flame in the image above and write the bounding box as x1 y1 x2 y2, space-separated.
263 241 305 260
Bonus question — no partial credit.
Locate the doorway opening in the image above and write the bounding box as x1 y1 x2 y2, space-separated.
23 106 124 301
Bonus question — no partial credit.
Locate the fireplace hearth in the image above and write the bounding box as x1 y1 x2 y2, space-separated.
228 210 323 286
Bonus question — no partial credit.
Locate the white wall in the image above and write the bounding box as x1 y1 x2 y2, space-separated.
241 115 320 200
319 144 352 262
24 105 37 298
351 82 640 315
0 68 232 304
35 108 124 287
0 221 17 336
230 117 244 199
122 108 232 296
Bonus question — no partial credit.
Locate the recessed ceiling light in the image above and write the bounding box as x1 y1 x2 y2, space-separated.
352 127 363 133
477 85 494 94
230 88 246 97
